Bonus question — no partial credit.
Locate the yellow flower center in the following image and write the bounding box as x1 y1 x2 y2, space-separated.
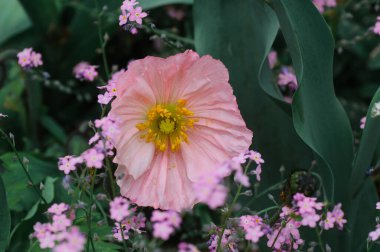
136 99 197 152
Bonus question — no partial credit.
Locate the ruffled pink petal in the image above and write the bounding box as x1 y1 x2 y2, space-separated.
115 151 195 211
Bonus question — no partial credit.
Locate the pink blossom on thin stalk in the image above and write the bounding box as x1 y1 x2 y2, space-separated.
73 62 98 82
151 210 182 240
377 202 380 210
17 48 43 69
239 215 265 243
268 50 278 69
360 117 366 129
58 156 83 174
81 148 105 169
109 197 130 222
178 242 199 252
129 7 147 25
118 0 147 34
48 203 69 215
374 17 380 35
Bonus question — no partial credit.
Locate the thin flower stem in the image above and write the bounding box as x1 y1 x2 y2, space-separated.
118 221 128 251
216 160 252 252
315 226 326 252
141 24 195 46
255 205 279 216
106 157 116 198
94 0 110 79
86 169 97 252
239 180 284 214
0 128 47 204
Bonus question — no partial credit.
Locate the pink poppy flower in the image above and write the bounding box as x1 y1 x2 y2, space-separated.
109 50 252 211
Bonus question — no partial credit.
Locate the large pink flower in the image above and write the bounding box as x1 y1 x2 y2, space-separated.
109 50 252 211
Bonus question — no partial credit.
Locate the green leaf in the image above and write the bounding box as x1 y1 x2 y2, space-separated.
194 0 313 206
23 200 40 221
0 153 58 211
40 116 67 144
271 0 354 203
140 0 193 10
18 0 58 34
351 88 380 195
0 175 11 251
42 177 57 204
0 0 31 45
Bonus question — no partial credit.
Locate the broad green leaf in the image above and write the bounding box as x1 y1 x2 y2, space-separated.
40 116 67 144
140 0 193 10
23 200 40 221
0 175 11 251
18 0 58 34
351 88 380 195
42 177 57 204
0 0 31 45
194 0 313 206
0 153 58 211
271 0 354 203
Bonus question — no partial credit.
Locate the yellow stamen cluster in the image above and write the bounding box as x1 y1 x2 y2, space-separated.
136 99 197 152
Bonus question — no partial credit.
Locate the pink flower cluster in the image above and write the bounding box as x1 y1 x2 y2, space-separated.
178 242 199 252
32 203 85 252
151 210 182 240
360 116 366 129
278 67 298 91
239 215 265 243
208 229 237 252
194 150 264 209
110 197 146 241
73 62 98 82
268 50 278 69
368 202 380 241
58 116 119 174
374 17 380 35
313 0 337 13
17 48 43 69
98 69 125 105
119 0 148 34
267 219 303 250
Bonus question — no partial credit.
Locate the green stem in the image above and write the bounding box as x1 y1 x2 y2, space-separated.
255 205 279 216
106 157 116 198
142 24 195 46
86 169 97 252
216 161 252 252
315 227 326 252
0 129 47 204
239 180 284 214
94 0 110 79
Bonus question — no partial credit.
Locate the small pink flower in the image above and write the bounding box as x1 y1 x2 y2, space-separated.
374 17 380 36
38 232 56 249
73 62 98 82
360 117 366 129
51 214 72 232
332 203 347 230
60 227 86 252
178 242 199 252
113 223 130 241
81 148 104 169
129 7 147 25
153 222 174 240
119 13 129 26
58 156 82 174
301 212 320 227
109 197 130 222
17 48 43 69
377 202 380 210
278 67 298 90
245 226 264 243
247 150 264 165
48 203 69 215
121 0 138 11
253 165 262 181
268 50 278 69
320 212 335 230
33 222 52 239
